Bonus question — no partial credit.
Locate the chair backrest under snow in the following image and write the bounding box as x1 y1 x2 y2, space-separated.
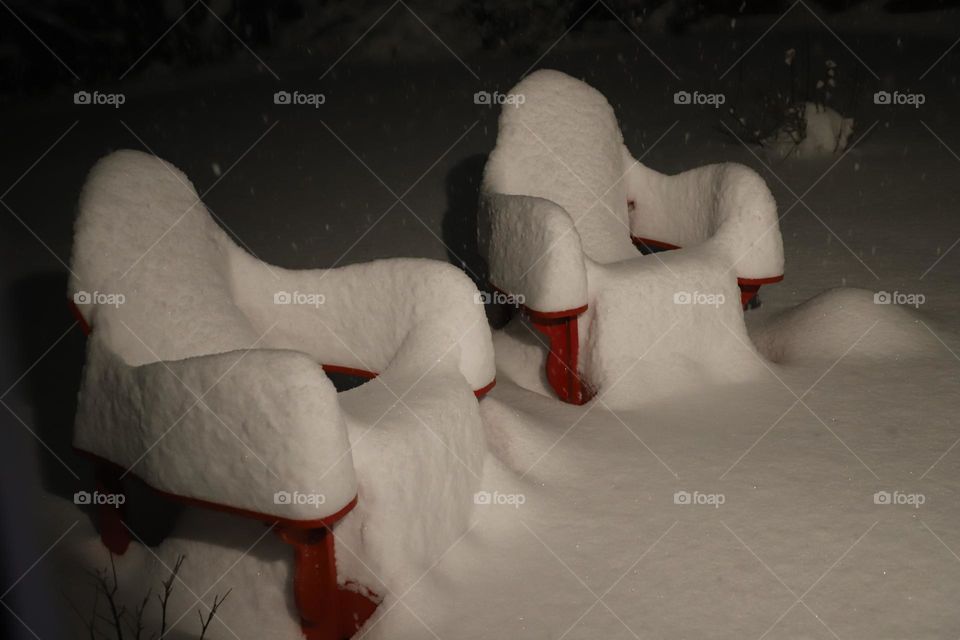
69 150 259 366
69 150 495 391
483 69 637 264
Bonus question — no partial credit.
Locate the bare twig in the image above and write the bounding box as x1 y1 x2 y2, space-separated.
74 552 234 638
157 555 185 637
92 554 126 640
197 589 232 639
125 588 151 640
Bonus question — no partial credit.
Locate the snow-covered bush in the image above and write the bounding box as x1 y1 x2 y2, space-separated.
766 101 854 158
726 48 860 158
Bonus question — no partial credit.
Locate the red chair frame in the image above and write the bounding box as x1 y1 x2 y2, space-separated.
77 450 377 640
487 288 591 405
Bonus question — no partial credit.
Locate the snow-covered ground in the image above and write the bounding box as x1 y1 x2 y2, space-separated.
2 7 960 639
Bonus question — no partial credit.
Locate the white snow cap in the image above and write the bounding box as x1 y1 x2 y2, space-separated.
69 149 495 520
484 69 637 266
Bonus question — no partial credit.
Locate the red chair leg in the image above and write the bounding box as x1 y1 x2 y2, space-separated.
739 283 761 309
275 526 379 640
94 462 130 555
277 527 340 640
338 583 380 639
529 313 591 405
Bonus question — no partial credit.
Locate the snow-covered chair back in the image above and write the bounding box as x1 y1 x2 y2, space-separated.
483 69 637 264
69 151 259 365
71 151 495 392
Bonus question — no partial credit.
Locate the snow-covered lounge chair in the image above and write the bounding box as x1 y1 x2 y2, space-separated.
68 150 495 640
480 70 783 404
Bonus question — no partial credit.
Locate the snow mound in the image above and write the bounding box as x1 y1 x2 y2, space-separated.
582 247 767 407
751 287 939 363
767 102 855 159
334 356 485 593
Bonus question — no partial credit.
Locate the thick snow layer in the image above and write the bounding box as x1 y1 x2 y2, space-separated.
334 355 486 594
751 287 941 363
75 329 358 519
478 192 589 313
231 253 495 392
69 150 260 365
483 69 638 266
581 245 766 407
70 150 495 389
67 149 494 519
625 156 784 280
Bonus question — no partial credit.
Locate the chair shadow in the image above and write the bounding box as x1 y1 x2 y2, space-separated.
8 273 88 498
442 153 516 329
9 272 183 545
441 153 488 287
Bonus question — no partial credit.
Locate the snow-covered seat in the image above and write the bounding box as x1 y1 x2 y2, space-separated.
480 70 783 404
68 150 495 639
